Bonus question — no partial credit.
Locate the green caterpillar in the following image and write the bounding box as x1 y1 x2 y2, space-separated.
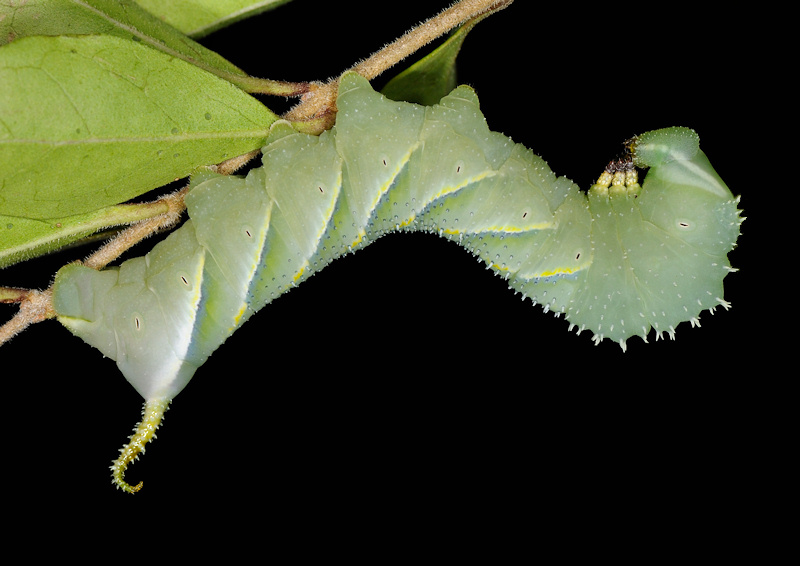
51 72 743 492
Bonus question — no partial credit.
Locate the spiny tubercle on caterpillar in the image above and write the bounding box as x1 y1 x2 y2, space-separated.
50 72 743 491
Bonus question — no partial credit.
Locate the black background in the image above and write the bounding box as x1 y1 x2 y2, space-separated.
1 0 780 552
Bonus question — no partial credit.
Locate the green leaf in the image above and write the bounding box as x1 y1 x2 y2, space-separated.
0 0 248 83
134 0 293 38
0 34 277 220
381 16 486 106
0 213 97 269
0 200 168 269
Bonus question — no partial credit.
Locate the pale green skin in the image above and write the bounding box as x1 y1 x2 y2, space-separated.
52 72 742 403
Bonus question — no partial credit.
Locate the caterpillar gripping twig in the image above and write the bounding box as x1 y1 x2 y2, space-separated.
50 73 742 490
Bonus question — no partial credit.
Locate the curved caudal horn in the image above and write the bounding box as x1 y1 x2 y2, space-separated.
110 398 171 493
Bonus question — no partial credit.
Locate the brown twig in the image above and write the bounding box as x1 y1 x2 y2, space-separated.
83 184 190 271
0 288 54 347
284 0 514 132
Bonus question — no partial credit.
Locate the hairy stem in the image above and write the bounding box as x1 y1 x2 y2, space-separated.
212 149 261 176
83 184 189 271
350 0 513 81
0 288 54 347
284 0 513 130
225 74 312 97
0 287 29 303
